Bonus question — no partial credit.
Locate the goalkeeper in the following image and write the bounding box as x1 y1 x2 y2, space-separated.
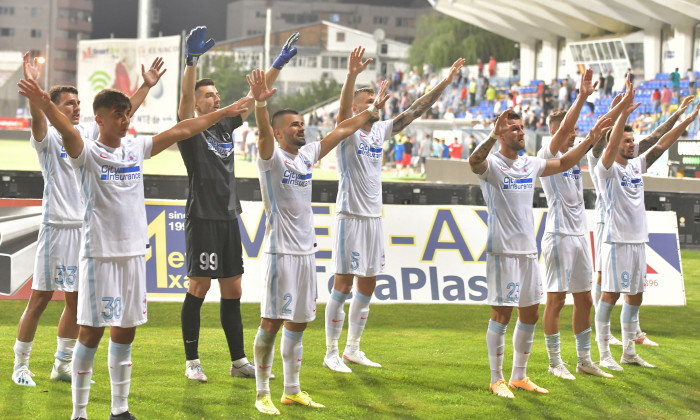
177 25 300 382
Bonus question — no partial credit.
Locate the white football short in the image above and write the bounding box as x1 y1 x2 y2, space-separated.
486 253 543 307
260 253 317 323
594 223 604 273
32 224 82 293
541 233 593 293
77 255 148 328
331 215 385 277
601 242 646 295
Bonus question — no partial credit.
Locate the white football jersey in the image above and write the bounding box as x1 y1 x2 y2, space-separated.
595 156 648 244
588 142 640 225
478 152 547 254
258 141 321 255
538 145 586 235
31 122 99 225
335 119 393 217
71 136 152 257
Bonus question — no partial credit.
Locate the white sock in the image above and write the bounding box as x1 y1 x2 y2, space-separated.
511 320 536 381
346 291 371 353
56 337 77 364
254 328 276 398
108 340 132 416
232 357 250 368
72 342 98 420
596 301 614 359
486 320 507 384
281 327 303 396
621 303 640 357
575 327 593 364
13 339 32 369
544 332 563 367
325 289 349 355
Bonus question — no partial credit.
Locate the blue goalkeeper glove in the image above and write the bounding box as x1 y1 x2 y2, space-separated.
272 32 300 70
185 26 215 66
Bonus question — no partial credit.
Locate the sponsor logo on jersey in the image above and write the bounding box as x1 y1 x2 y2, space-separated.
503 177 533 190
204 136 234 158
60 146 68 158
357 142 383 160
562 168 581 180
282 169 312 187
100 164 142 181
620 175 643 189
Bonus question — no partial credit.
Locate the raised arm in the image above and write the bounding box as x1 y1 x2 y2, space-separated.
468 108 517 175
637 95 694 154
320 80 389 159
152 96 251 156
178 26 216 121
239 32 300 122
590 76 632 158
246 68 278 161
645 102 700 167
548 68 597 155
392 58 465 134
542 116 613 176
18 78 83 157
601 90 640 169
127 57 167 118
22 52 48 141
337 46 373 124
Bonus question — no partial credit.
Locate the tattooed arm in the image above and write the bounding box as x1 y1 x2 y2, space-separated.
645 102 700 168
392 58 465 135
637 95 694 154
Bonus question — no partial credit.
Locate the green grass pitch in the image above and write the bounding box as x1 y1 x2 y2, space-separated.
0 250 698 419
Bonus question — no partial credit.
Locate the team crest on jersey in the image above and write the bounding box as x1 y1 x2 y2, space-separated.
60 146 68 158
205 136 234 158
126 151 137 162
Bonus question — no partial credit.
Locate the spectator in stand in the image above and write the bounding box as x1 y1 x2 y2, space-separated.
604 71 614 98
550 79 560 110
558 82 569 110
469 78 477 106
511 57 519 79
431 136 441 158
488 55 497 77
586 87 597 117
463 135 476 159
542 86 554 117
460 85 467 106
440 138 450 159
652 88 661 116
477 58 484 77
574 70 582 95
384 136 395 166
661 85 672 115
485 84 496 109
670 67 681 97
245 127 258 162
401 135 413 176
626 67 635 86
418 134 432 175
687 68 697 96
449 137 463 159
598 72 606 95
443 107 456 120
393 137 405 176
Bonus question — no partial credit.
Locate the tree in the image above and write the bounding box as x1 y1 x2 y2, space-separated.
201 53 251 106
271 76 341 116
408 15 517 74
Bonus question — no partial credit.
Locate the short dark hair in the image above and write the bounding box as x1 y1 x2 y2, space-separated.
354 87 375 98
507 111 521 120
548 110 567 127
195 78 215 91
271 109 299 129
624 124 634 132
49 86 78 104
92 89 131 114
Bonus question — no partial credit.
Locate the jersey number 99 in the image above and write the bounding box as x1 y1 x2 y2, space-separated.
199 252 218 271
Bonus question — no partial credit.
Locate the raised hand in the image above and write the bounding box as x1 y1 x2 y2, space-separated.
610 92 624 110
246 68 277 102
18 78 51 110
445 58 466 83
348 46 372 76
622 89 641 115
141 57 167 88
492 108 518 138
272 32 300 70
589 116 614 141
675 95 695 115
221 96 252 118
22 52 41 82
372 80 391 110
186 26 215 66
579 68 597 98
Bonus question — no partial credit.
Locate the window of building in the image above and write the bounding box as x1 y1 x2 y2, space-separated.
0 28 14 36
347 15 361 25
330 13 339 22
256 11 265 18
0 7 14 15
30 7 42 16
31 29 42 38
373 16 387 25
396 17 410 27
336 32 345 42
380 43 388 55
